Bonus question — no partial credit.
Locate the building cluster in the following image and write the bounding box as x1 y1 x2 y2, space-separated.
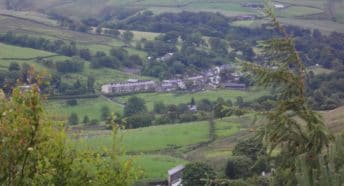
101 65 246 94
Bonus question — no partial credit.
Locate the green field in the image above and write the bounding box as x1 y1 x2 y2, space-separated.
0 42 59 70
132 155 187 180
74 117 240 152
70 116 241 180
278 6 324 17
116 88 266 110
46 96 123 121
0 42 56 59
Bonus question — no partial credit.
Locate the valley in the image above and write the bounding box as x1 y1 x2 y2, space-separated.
0 0 343 185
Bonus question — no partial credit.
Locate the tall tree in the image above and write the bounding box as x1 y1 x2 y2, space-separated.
123 96 147 117
242 2 332 184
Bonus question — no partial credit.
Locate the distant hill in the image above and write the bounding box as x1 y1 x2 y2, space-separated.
0 0 343 33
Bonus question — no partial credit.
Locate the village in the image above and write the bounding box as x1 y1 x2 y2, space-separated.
101 65 247 95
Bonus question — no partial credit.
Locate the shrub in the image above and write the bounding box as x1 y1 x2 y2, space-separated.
182 162 216 186
66 99 78 106
225 156 253 179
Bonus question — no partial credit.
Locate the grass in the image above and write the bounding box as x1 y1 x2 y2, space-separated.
0 42 56 59
119 30 159 41
116 88 267 110
0 42 60 70
78 121 209 152
132 155 187 180
215 119 240 138
205 150 232 158
73 117 240 153
307 66 333 75
278 6 324 17
45 96 123 121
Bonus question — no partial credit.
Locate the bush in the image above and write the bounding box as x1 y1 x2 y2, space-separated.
90 119 99 125
225 156 253 179
182 162 216 186
126 113 154 128
68 113 79 125
232 138 266 161
66 99 78 106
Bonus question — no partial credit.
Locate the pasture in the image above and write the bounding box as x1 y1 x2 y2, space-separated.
0 42 58 70
73 117 240 153
132 155 187 180
45 96 123 121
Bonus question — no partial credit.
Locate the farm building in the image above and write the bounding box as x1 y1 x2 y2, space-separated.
168 165 185 186
274 3 285 9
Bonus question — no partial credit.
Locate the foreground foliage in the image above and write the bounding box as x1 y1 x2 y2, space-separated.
242 2 335 185
0 76 140 185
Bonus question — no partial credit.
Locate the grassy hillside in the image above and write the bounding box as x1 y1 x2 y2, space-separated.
73 117 240 153
0 42 58 70
46 96 123 121
131 155 187 180
0 0 343 33
69 116 243 180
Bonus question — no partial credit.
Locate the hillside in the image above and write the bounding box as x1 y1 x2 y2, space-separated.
1 0 343 33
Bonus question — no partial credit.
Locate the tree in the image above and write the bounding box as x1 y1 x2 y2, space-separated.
182 162 216 186
79 48 91 60
124 96 147 117
197 99 213 112
66 99 78 106
0 79 139 185
68 113 79 125
242 3 332 184
101 106 111 121
225 156 253 179
126 113 154 128
232 138 266 161
87 76 95 92
190 97 196 106
153 101 167 114
83 115 90 124
235 96 244 108
122 30 134 44
8 62 20 71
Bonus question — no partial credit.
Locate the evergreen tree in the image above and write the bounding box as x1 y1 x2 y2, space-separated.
242 2 333 184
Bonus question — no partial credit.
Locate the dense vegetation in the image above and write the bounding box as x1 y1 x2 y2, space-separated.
0 74 139 185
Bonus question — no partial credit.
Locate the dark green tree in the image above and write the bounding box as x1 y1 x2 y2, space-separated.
225 156 253 179
232 138 266 161
182 162 216 186
87 76 95 92
101 106 111 121
83 115 90 124
242 3 333 184
124 96 147 117
68 113 79 125
122 30 134 44
8 62 20 71
153 101 167 114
